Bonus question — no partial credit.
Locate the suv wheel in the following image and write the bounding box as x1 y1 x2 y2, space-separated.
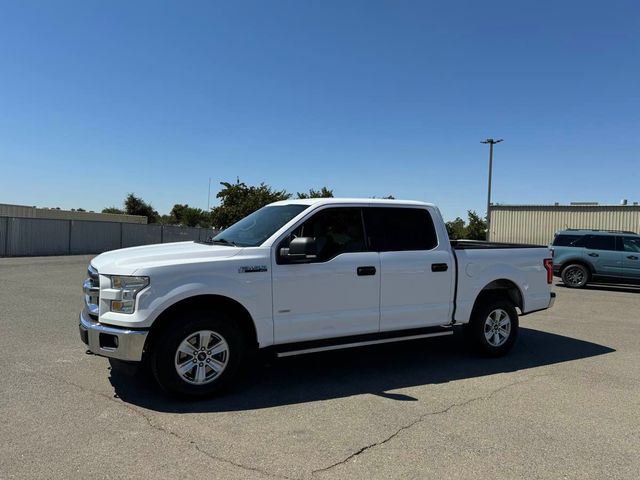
151 311 246 398
561 264 589 288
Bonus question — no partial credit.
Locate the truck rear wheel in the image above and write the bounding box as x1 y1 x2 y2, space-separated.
150 311 246 398
466 296 518 356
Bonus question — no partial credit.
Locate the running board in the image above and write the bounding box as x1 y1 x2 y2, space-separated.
276 330 453 358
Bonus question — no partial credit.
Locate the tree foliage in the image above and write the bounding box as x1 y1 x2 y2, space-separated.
445 211 487 240
296 187 334 199
124 193 160 223
210 179 291 229
445 217 466 240
102 207 124 214
168 204 211 227
465 210 487 240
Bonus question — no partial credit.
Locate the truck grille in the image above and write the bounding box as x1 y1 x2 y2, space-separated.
83 265 100 318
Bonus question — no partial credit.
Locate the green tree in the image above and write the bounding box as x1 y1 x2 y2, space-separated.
465 210 487 240
169 204 211 227
210 179 291 229
102 207 125 214
444 211 487 240
124 193 160 223
296 187 334 199
445 217 466 240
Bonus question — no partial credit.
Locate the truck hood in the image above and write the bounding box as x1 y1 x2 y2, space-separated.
90 241 243 275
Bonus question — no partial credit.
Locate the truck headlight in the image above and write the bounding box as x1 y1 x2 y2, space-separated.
109 276 149 314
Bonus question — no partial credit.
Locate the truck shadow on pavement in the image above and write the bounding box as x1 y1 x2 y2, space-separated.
109 327 614 412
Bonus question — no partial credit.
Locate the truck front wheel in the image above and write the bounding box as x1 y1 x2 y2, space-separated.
150 311 246 398
465 296 519 356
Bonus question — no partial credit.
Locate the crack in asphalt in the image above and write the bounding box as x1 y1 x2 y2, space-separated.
27 370 293 480
311 374 550 476
24 367 549 480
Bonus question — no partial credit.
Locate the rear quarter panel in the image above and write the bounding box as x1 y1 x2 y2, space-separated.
454 247 552 323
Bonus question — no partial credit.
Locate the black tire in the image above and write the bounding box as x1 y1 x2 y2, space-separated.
150 310 246 398
465 295 519 357
561 263 589 288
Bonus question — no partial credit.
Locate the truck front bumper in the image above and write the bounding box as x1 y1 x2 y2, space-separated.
79 309 148 362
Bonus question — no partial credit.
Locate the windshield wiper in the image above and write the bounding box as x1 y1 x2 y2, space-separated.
210 238 239 247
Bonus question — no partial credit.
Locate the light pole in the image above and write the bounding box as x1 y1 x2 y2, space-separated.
480 138 503 240
207 177 212 211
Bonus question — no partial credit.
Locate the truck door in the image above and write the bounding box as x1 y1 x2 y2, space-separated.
620 236 640 281
272 207 381 344
583 235 622 278
363 207 454 331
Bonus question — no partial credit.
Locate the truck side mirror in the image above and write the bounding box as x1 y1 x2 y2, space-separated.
281 237 317 262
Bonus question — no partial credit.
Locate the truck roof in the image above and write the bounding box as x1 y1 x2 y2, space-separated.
269 198 434 208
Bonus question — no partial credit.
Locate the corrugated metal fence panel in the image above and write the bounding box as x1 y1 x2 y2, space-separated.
491 207 640 245
162 225 201 243
0 217 8 256
70 220 121 254
122 223 162 247
7 218 70 256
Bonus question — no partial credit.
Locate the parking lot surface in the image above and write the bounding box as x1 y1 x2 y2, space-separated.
1 255 638 479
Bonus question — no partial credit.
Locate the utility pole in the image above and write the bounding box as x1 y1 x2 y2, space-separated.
480 138 503 240
207 177 212 211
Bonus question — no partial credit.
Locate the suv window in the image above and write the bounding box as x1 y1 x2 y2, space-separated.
363 207 437 251
553 234 585 247
584 235 616 251
281 207 365 262
622 236 640 253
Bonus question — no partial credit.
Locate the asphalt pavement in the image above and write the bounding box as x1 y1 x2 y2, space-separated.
1 255 638 479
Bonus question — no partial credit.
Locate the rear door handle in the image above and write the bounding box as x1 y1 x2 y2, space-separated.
431 263 449 272
587 253 599 257
627 255 639 260
357 266 376 276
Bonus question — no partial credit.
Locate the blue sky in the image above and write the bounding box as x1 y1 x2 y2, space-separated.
0 0 638 221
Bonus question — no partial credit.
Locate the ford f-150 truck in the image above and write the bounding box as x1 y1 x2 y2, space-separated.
79 198 555 397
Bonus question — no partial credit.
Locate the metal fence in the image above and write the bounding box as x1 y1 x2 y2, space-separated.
490 205 640 245
0 216 218 257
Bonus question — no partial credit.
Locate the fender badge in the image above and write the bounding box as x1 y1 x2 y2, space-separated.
238 265 268 273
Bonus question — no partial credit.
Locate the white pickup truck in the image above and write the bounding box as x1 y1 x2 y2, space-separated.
80 198 555 397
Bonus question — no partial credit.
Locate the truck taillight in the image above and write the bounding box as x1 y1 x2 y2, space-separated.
544 258 553 284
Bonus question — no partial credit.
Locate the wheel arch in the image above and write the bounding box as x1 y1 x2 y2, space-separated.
560 258 594 274
143 294 259 356
471 278 524 316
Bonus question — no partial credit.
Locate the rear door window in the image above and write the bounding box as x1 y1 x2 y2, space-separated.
363 207 438 251
553 234 585 247
621 236 640 253
584 235 616 251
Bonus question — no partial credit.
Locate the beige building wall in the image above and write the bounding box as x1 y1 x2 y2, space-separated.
490 205 640 245
0 203 147 224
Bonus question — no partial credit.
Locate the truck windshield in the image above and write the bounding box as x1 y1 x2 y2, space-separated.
210 204 309 247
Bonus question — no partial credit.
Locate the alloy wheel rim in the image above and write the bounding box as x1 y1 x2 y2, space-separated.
566 267 585 287
174 330 229 385
484 309 511 347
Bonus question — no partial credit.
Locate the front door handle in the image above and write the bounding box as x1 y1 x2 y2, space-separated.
357 266 376 276
627 255 639 260
587 253 599 257
431 263 449 272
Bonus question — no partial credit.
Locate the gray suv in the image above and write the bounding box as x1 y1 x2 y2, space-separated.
552 229 640 288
